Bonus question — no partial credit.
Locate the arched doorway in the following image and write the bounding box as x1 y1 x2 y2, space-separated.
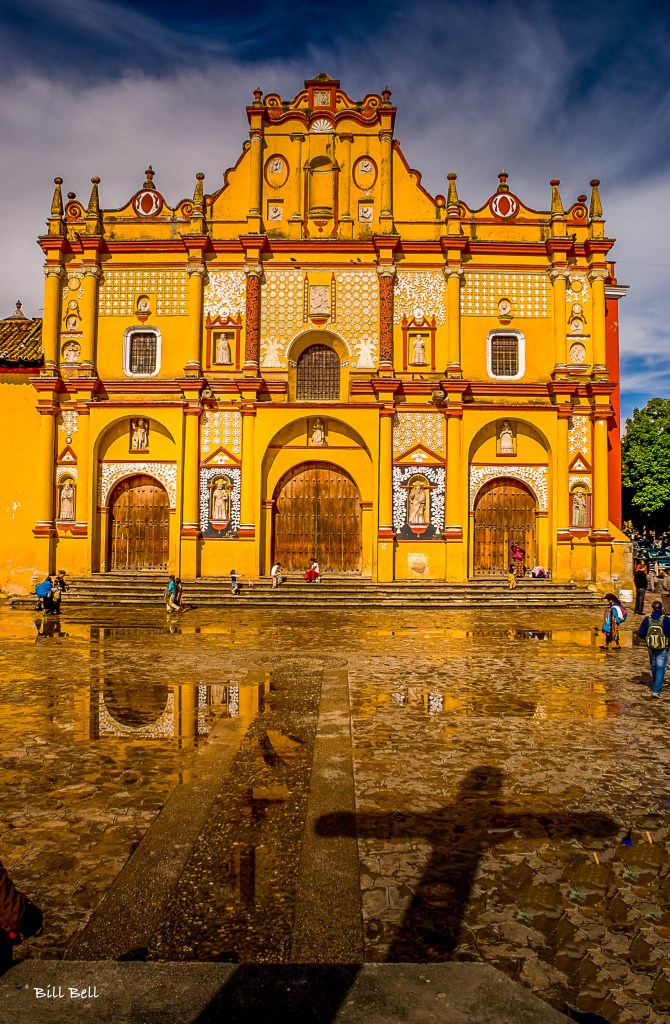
273 462 362 574
108 474 169 570
473 479 536 575
296 344 340 400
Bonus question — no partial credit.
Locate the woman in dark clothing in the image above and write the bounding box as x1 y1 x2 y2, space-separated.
634 563 648 615
0 858 42 967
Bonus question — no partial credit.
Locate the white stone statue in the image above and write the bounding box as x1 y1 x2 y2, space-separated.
310 418 326 446
211 479 231 521
499 420 514 454
411 335 427 365
572 488 588 527
131 418 149 450
59 480 75 520
407 479 429 524
216 334 232 363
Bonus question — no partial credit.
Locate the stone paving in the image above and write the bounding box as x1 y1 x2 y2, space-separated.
0 602 669 1022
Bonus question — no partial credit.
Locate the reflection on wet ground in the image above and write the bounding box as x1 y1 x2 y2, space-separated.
0 605 668 1021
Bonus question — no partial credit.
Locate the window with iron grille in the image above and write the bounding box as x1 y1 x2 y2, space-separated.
296 344 340 400
490 334 519 377
129 332 157 375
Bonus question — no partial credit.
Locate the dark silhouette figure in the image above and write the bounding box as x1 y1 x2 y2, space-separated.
316 766 618 961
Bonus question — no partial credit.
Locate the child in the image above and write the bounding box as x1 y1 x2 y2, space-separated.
230 570 241 596
507 565 517 590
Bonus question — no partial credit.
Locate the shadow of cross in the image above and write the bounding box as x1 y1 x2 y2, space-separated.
316 766 619 961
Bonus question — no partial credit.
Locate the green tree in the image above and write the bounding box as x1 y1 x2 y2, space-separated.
622 398 670 532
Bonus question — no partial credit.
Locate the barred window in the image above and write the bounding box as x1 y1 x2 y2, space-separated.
129 332 157 375
296 344 340 400
490 335 519 377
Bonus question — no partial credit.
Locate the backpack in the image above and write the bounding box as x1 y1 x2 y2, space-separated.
612 604 627 624
35 580 52 598
646 616 669 651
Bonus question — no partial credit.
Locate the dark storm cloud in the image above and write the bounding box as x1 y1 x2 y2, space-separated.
0 0 667 420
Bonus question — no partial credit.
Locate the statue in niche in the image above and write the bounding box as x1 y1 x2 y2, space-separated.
499 420 514 454
407 478 429 525
59 480 75 520
571 487 588 527
310 418 326 447
216 334 232 364
62 341 81 363
211 478 231 521
130 418 149 451
411 335 427 365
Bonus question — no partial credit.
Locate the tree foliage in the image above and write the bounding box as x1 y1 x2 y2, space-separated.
622 398 670 530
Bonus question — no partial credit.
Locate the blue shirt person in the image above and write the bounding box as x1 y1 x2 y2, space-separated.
638 601 670 697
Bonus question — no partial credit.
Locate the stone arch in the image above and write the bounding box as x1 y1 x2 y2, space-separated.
468 417 551 464
286 330 351 403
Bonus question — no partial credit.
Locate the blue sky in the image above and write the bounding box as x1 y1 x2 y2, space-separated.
0 0 668 424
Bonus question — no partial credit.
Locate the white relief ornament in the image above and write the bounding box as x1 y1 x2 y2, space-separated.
392 466 445 535
56 466 78 484
469 465 548 511
394 272 445 325
58 409 79 435
260 270 305 368
203 270 246 318
568 416 590 456
462 272 548 317
201 410 242 455
99 462 177 508
310 118 333 133
334 270 379 368
393 413 445 457
98 269 187 316
490 193 519 218
132 190 164 218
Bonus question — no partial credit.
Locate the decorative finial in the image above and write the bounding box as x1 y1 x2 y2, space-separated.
382 85 392 103
550 178 564 217
12 300 27 320
589 178 603 220
193 172 204 212
497 170 509 192
50 177 64 217
87 176 101 216
253 86 263 105
446 172 459 208
67 192 76 201
143 166 156 190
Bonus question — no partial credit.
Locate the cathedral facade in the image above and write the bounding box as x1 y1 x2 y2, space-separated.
0 75 629 592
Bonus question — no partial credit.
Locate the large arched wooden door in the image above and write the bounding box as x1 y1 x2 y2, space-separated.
273 462 362 574
108 474 169 571
473 479 536 575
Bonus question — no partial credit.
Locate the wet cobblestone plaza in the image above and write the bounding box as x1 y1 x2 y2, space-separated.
1 603 670 1022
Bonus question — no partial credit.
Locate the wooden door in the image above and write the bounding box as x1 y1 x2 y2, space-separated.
273 462 362 574
108 474 169 571
473 479 536 575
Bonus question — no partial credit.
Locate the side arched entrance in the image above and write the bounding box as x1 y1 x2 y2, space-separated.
272 462 362 574
473 479 537 575
108 474 169 571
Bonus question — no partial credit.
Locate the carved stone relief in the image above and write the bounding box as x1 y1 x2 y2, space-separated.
204 270 246 318
393 271 446 325
568 416 591 456
393 413 445 458
469 465 548 511
201 410 242 456
199 467 241 538
393 465 445 536
99 462 177 508
462 272 549 317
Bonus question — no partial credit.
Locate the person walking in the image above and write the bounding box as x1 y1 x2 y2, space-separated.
175 578 187 612
634 562 648 615
637 600 670 698
601 592 626 650
659 571 670 616
165 574 180 612
229 569 241 596
271 561 284 589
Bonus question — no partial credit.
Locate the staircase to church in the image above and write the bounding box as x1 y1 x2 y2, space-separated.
11 575 605 609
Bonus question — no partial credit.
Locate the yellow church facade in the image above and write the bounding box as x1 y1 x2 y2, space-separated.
0 75 629 593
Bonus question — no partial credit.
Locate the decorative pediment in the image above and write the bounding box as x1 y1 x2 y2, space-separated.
394 443 444 467
569 453 592 473
57 445 77 464
201 445 240 468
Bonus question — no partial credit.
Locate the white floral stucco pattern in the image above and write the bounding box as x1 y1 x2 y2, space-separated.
333 270 379 368
392 465 445 533
393 271 446 325
568 416 591 456
58 409 79 435
199 467 241 535
201 410 242 456
260 271 305 368
469 465 548 511
99 462 178 508
462 272 548 317
393 413 445 457
98 270 187 316
204 270 246 319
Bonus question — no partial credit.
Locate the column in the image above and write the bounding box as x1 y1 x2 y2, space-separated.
589 270 607 374
244 265 261 374
180 406 202 579
185 263 205 373
248 129 263 221
592 413 610 534
33 405 57 571
289 133 304 225
556 413 570 532
377 406 395 582
550 270 568 369
444 268 462 373
338 134 353 234
42 265 63 369
379 131 394 231
445 409 464 581
76 408 91 534
239 405 256 538
377 266 395 371
79 265 100 367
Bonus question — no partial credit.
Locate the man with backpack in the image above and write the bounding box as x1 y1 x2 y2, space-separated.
638 600 670 698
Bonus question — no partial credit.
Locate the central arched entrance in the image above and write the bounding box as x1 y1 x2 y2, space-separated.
108 474 169 571
273 462 362 574
473 478 536 575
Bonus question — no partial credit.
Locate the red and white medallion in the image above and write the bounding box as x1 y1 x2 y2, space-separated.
132 190 164 217
490 193 519 219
